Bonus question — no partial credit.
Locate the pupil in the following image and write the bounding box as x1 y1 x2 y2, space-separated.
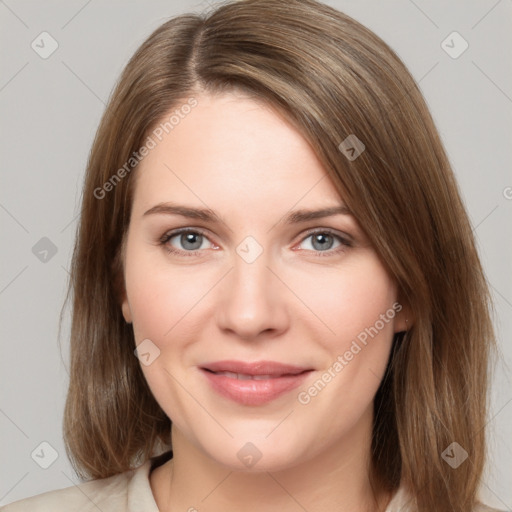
182 233 202 250
313 233 333 251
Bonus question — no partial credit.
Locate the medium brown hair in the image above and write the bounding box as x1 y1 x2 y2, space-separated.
62 1 496 511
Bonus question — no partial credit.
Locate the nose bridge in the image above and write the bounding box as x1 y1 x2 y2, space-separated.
232 234 272 295
233 245 271 296
216 238 288 338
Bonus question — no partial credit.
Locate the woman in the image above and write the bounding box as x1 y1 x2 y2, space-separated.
2 0 502 511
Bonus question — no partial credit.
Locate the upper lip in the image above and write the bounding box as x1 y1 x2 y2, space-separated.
200 360 312 376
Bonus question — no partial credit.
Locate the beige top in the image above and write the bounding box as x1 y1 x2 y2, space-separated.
0 453 503 512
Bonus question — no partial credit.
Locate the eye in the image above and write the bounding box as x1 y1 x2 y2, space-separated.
159 228 216 256
158 227 352 258
296 229 352 256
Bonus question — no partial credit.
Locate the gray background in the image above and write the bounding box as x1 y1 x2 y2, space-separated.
1 0 511 508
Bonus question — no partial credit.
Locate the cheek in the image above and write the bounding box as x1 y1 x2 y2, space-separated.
289 253 398 423
124 248 211 425
291 255 398 427
124 244 209 345
290 253 398 348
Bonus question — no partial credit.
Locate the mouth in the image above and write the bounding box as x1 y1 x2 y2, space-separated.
199 360 314 406
202 369 307 380
200 359 312 376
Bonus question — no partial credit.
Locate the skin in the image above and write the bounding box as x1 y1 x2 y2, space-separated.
121 90 408 512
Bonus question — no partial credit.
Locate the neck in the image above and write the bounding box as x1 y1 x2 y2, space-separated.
150 409 391 512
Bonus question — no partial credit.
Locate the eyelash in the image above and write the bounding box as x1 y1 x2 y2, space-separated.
158 227 352 258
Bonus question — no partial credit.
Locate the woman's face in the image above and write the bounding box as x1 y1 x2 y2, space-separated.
121 91 406 471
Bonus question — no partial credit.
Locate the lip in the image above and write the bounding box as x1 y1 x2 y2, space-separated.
200 360 313 406
201 360 311 376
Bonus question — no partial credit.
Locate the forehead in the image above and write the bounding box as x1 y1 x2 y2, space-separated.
131 92 343 215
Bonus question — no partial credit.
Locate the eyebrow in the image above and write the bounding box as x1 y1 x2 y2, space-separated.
142 202 351 224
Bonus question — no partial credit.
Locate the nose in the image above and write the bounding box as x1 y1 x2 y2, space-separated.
215 250 290 341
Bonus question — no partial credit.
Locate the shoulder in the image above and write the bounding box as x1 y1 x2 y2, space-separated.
386 485 508 512
0 460 158 512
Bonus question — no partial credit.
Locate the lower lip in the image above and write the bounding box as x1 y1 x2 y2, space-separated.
200 369 312 406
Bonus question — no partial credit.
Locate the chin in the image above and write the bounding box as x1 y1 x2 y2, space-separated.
199 435 308 473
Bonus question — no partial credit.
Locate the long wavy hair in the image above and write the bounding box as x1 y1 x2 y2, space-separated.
61 1 496 511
